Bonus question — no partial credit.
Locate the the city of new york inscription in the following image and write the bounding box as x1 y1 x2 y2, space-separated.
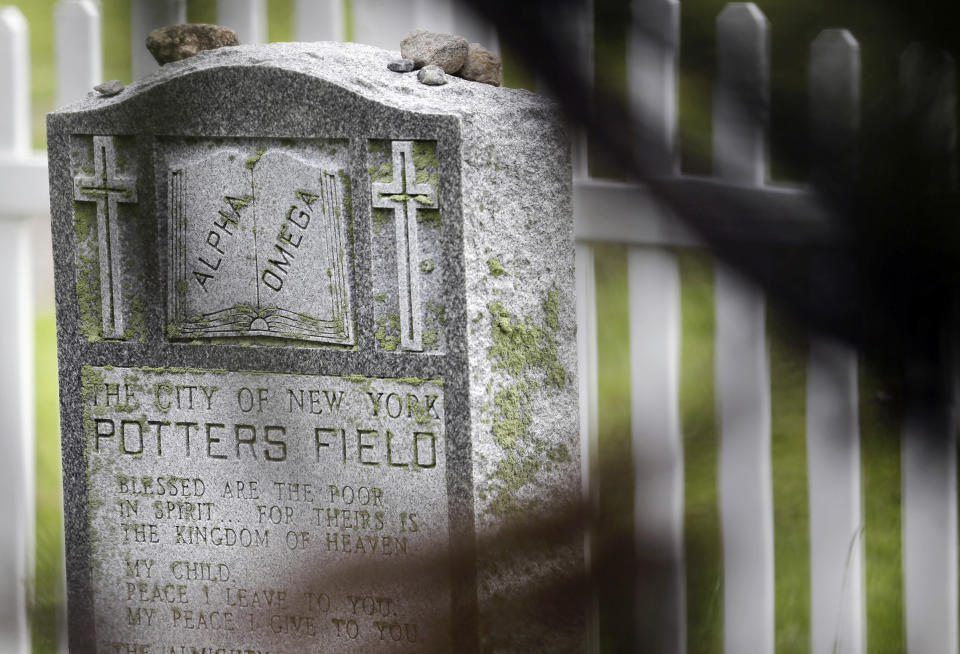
167 144 353 344
83 367 449 653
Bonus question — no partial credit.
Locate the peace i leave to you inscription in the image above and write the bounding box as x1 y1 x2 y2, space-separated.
168 144 354 344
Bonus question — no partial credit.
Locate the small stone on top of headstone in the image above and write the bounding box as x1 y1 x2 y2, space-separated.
146 23 239 65
458 43 502 87
400 28 468 74
417 64 447 86
387 57 415 73
93 79 125 97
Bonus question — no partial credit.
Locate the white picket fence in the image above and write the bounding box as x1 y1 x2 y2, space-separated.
0 1 956 653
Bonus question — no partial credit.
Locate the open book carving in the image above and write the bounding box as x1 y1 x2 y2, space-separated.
167 148 354 344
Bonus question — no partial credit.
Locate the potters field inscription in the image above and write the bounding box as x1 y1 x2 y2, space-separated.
84 367 449 653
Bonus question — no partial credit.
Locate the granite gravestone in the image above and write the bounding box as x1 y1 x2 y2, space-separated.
49 41 582 654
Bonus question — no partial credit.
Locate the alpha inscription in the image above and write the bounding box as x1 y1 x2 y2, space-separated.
167 143 354 344
83 366 450 653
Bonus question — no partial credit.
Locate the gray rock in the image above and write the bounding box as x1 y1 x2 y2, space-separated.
387 57 415 72
417 64 447 86
400 28 468 73
93 79 124 97
458 43 503 87
145 23 239 65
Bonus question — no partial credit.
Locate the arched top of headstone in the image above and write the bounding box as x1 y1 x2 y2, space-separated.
51 41 551 127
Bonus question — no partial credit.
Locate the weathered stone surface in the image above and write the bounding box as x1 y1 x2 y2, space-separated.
93 79 124 97
417 64 447 86
146 23 239 65
458 43 502 86
387 57 415 72
400 28 468 73
48 41 581 654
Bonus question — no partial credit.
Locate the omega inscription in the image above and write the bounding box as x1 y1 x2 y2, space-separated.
165 140 354 345
83 366 450 653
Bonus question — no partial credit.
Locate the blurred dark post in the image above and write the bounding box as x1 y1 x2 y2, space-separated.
899 43 959 654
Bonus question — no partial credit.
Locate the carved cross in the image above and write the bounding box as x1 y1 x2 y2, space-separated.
371 141 439 352
74 135 137 339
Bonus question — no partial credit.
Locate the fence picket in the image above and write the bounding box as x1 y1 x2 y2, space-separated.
55 0 101 107
352 0 457 50
714 2 769 185
628 0 679 176
536 0 593 178
900 43 959 654
714 5 774 654
0 6 29 155
412 0 456 35
0 9 34 654
294 0 345 42
806 28 865 654
352 0 415 50
217 0 266 45
628 247 685 654
130 0 187 80
806 340 864 654
575 242 600 654
715 264 774 654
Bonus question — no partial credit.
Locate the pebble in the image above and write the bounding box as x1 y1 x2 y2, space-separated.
93 79 125 97
387 58 415 73
417 65 447 86
400 29 468 74
146 23 239 65
458 43 502 87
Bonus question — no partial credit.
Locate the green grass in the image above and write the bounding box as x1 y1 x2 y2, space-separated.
593 244 636 653
32 313 62 654
678 250 723 654
769 308 811 654
861 362 905 654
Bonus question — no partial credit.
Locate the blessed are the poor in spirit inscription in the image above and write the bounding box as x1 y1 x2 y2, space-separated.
85 367 448 654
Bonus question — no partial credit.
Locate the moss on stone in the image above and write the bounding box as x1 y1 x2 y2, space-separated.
487 301 566 388
547 442 570 463
123 294 147 343
417 209 441 230
412 140 439 187
487 257 507 278
543 286 560 332
75 249 102 342
484 290 573 516
408 401 432 425
375 313 401 351
372 208 391 234
420 259 435 274
492 382 531 450
245 147 267 170
487 452 542 517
